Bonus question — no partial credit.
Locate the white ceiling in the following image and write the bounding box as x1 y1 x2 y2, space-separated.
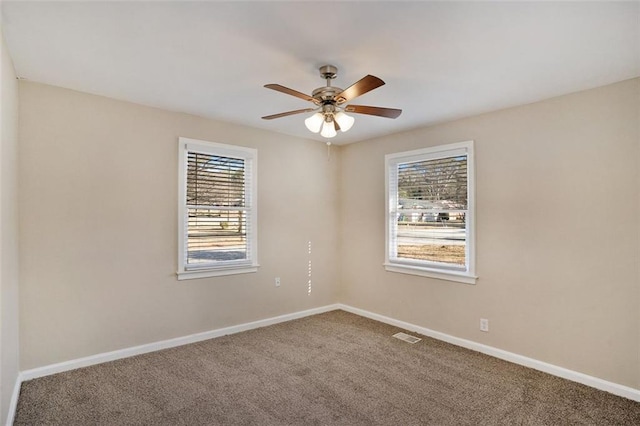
2 1 639 145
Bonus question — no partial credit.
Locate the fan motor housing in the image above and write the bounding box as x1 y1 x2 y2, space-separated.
312 86 343 103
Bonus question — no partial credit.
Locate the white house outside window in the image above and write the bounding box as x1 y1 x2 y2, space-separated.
385 141 476 284
177 137 258 280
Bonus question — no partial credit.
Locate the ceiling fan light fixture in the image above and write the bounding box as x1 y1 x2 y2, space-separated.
334 111 355 132
320 120 337 138
304 112 324 133
263 65 402 139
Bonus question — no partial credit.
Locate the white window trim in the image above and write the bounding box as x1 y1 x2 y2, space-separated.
177 137 259 280
384 140 477 285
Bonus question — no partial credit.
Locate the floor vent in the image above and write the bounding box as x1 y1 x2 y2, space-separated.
393 332 422 344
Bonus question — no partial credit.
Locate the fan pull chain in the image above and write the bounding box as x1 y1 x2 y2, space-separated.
326 141 331 161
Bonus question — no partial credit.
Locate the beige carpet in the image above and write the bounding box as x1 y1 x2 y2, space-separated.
14 310 640 425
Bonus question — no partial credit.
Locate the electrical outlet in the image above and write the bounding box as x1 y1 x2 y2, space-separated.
480 318 489 332
275 277 281 287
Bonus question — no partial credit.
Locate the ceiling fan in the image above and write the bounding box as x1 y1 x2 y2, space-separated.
262 65 402 138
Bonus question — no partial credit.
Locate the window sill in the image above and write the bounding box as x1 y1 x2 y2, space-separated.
177 264 259 281
384 263 477 285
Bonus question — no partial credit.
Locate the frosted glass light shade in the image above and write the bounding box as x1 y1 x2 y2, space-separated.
334 111 355 132
320 121 337 138
304 113 324 133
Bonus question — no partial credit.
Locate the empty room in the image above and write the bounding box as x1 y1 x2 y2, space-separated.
1 1 639 425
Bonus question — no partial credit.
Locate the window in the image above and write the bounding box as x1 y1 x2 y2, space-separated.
385 141 476 284
177 138 258 280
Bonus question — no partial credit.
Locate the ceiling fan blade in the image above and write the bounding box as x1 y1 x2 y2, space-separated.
264 84 319 104
344 105 402 119
261 108 317 120
334 75 385 104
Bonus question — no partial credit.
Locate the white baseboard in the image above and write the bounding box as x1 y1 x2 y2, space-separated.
337 303 640 402
5 375 21 426
20 304 340 382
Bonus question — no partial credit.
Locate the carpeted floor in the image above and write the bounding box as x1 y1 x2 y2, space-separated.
14 310 640 425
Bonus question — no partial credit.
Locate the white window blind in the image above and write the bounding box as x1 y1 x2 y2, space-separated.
385 141 476 284
178 138 258 280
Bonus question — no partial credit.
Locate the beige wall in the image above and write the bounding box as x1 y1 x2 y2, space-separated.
0 28 20 423
340 78 640 388
17 77 640 392
18 82 341 369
